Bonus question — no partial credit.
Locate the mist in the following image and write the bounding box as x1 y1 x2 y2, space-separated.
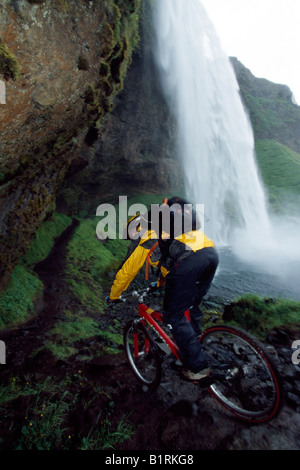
153 0 300 300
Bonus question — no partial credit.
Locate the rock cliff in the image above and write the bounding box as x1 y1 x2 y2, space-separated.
56 40 181 216
230 57 300 154
0 0 143 291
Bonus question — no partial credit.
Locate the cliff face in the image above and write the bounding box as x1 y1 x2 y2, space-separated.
231 57 300 154
0 0 141 291
56 47 182 215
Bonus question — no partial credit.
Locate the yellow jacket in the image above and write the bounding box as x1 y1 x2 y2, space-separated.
109 229 214 300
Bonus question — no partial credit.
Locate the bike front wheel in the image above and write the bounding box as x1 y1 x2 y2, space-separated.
123 320 162 391
199 324 282 423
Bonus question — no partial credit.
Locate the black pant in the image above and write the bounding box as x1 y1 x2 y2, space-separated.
163 247 219 372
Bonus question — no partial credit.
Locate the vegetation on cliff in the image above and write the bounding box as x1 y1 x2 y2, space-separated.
231 57 300 214
255 139 300 213
83 0 141 142
0 213 71 329
0 40 20 81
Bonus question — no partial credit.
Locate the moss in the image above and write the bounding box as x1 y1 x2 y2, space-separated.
45 313 123 359
82 0 141 126
102 22 115 59
0 213 72 329
255 139 300 213
64 217 128 310
21 212 72 267
224 294 300 339
0 40 20 81
84 84 97 105
0 265 43 329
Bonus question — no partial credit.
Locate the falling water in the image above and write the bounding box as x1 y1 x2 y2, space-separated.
153 0 271 248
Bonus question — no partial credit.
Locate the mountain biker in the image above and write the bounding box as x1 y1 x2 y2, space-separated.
107 196 219 382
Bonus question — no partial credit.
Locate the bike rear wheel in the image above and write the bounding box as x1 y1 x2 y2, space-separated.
123 320 162 390
199 325 282 423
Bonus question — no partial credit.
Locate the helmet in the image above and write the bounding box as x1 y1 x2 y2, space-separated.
162 196 200 232
123 212 150 240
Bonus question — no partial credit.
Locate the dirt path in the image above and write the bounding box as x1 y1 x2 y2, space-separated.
0 221 300 450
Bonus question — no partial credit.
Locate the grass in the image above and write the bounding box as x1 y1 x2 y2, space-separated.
79 415 134 450
0 213 71 329
255 139 300 213
63 194 173 311
0 374 134 450
21 212 72 267
242 92 300 141
0 265 43 329
0 375 74 450
44 312 123 360
224 294 300 339
0 194 299 449
64 216 129 310
0 40 20 80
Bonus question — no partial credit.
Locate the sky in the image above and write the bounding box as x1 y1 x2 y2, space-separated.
200 0 300 104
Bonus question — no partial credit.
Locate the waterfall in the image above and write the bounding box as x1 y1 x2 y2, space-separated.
152 0 271 248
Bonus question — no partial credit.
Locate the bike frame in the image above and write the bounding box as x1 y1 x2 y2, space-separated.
137 302 182 362
123 290 282 423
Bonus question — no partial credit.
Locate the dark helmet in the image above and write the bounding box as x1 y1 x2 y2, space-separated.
163 196 200 232
123 211 151 240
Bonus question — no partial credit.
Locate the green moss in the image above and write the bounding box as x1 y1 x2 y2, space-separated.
102 22 115 59
45 313 123 359
64 217 128 310
83 0 141 125
255 139 300 213
49 315 101 343
21 212 72 267
0 213 72 329
225 294 300 339
0 41 20 81
0 265 43 329
84 84 97 105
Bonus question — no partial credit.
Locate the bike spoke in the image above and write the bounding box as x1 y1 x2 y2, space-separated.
199 325 281 422
124 321 161 390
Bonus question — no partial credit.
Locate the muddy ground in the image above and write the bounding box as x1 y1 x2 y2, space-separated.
0 222 300 451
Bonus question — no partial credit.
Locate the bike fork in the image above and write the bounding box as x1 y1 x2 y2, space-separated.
132 320 149 358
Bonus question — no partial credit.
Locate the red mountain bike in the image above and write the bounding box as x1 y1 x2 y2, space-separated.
121 287 282 423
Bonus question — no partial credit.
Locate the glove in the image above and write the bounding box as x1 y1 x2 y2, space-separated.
105 296 121 305
147 281 158 293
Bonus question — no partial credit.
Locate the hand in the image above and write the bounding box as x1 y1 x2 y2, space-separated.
105 296 121 305
147 281 158 293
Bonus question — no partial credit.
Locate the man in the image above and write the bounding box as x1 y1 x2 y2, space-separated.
107 196 219 382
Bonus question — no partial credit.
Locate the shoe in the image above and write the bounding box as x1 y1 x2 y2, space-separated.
181 367 211 382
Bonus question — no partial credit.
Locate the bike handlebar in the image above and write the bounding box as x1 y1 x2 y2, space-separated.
107 282 158 306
